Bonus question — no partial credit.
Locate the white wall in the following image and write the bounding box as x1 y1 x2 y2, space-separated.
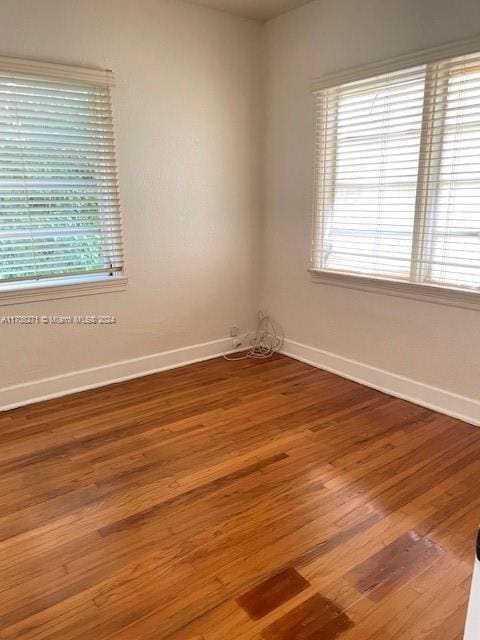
0 0 263 389
3 0 480 415
262 0 480 401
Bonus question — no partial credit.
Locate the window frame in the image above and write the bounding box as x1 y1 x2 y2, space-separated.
0 54 127 305
310 35 480 309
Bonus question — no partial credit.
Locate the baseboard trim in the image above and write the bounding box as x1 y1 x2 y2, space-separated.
0 337 233 412
4 336 478 426
281 339 480 427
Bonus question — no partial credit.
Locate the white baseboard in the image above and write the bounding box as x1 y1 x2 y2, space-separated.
4 335 478 427
281 339 480 427
0 337 233 412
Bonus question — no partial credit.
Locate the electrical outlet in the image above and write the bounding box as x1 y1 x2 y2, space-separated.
230 326 240 337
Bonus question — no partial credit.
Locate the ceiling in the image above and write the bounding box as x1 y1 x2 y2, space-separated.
184 0 312 22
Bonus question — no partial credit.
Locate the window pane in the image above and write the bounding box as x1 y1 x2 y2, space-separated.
425 65 480 289
315 67 426 279
0 72 123 285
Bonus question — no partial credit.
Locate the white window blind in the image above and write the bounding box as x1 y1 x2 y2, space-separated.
0 56 123 287
312 48 480 293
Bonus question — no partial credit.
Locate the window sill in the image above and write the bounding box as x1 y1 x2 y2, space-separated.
0 275 127 307
309 269 480 311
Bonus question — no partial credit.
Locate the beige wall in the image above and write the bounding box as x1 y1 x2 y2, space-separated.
2 0 480 407
0 0 263 388
262 0 480 400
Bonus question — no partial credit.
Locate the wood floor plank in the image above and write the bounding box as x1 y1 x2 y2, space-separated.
237 568 310 620
345 529 443 602
261 593 353 640
0 354 477 640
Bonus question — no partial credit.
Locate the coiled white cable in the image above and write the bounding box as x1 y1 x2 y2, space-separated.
223 311 284 361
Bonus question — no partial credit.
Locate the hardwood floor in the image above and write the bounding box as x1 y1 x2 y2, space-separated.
0 354 478 639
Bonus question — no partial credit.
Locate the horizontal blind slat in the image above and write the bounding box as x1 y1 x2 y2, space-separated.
0 267 122 285
0 62 124 285
312 49 480 291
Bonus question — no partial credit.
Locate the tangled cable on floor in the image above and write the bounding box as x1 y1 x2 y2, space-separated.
223 311 284 360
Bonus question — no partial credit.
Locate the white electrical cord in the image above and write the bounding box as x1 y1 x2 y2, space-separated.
223 311 284 361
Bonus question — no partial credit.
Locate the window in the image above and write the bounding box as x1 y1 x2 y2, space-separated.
0 56 124 299
312 46 480 298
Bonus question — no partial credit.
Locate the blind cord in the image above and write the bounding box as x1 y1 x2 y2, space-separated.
223 311 284 361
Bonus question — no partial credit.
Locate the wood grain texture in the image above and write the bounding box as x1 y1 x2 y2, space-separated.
237 568 310 620
0 354 478 640
345 529 443 602
261 593 353 640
